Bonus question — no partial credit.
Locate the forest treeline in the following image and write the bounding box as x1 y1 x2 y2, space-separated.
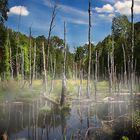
0 16 140 82
0 0 140 96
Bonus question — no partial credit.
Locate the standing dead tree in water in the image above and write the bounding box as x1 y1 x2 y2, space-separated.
111 30 115 94
130 0 134 95
87 0 92 98
32 41 36 80
60 21 67 106
108 51 112 95
21 47 24 81
42 42 47 92
9 42 13 80
94 50 98 100
29 27 32 86
122 43 127 86
46 2 57 84
49 54 56 94
16 6 22 81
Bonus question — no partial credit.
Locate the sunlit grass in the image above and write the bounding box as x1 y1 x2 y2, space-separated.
0 79 133 102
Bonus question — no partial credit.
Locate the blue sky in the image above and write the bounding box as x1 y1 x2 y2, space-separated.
6 0 140 50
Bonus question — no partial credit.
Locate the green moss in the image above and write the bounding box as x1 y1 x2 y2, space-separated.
133 110 140 126
39 105 51 113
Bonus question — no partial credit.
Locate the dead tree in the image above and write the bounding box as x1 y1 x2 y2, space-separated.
49 54 56 94
87 0 92 98
130 0 134 95
29 27 32 86
122 43 127 86
111 28 115 94
6 30 14 80
60 21 67 106
78 69 83 98
108 51 112 95
16 6 22 81
42 42 47 92
16 40 19 80
94 50 98 100
33 41 37 80
21 48 24 81
46 3 57 82
9 46 13 80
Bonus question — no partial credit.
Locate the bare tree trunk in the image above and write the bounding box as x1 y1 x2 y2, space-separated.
131 0 134 130
111 35 114 94
97 51 100 80
128 56 131 94
78 69 83 98
94 50 98 101
72 60 75 80
21 48 24 81
134 59 137 87
9 38 13 80
131 0 134 95
49 55 56 94
87 0 92 98
16 7 21 81
75 62 77 80
60 21 67 106
33 41 36 80
16 39 19 81
95 50 98 82
108 51 112 95
46 3 57 83
29 27 32 86
42 42 47 92
122 43 127 86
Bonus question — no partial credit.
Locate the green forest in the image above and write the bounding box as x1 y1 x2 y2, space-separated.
0 0 140 140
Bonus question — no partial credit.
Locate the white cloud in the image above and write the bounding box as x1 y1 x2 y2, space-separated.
96 0 140 16
114 0 140 15
97 13 115 21
95 4 114 13
108 13 115 18
102 0 120 4
9 6 29 16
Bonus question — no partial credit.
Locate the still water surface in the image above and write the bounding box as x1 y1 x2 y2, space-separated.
0 96 140 140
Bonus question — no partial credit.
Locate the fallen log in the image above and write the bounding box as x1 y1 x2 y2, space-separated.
41 93 59 105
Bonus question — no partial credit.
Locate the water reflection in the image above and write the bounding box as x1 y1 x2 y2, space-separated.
0 96 140 140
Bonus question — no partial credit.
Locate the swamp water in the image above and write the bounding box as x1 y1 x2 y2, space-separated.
0 95 140 140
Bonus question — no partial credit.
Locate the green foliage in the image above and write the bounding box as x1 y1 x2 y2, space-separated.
0 15 140 82
0 0 9 23
22 44 29 76
133 110 140 126
112 15 130 39
39 105 51 113
3 30 10 80
120 136 129 140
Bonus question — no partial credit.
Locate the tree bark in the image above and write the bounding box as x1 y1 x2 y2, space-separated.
94 50 98 100
49 55 56 94
130 0 134 95
8 31 13 80
42 42 47 92
46 3 57 83
108 51 112 95
33 41 36 80
60 21 67 106
21 48 24 81
87 0 92 98
29 27 32 86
